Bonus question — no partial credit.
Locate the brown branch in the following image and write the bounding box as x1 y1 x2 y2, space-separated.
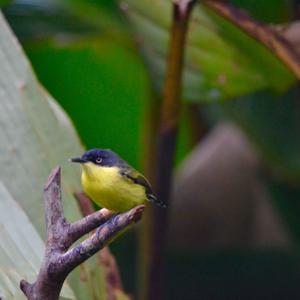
75 192 125 300
67 208 113 247
139 1 196 300
61 208 144 271
98 248 124 297
20 167 145 300
186 103 209 146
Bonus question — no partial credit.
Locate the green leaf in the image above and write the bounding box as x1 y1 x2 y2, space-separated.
3 1 106 40
0 12 107 299
122 0 296 102
25 36 151 169
0 182 75 300
0 0 10 8
60 0 125 32
231 0 290 23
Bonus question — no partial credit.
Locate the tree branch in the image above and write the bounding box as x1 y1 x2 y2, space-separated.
20 167 145 300
60 207 144 271
75 191 126 300
66 208 113 248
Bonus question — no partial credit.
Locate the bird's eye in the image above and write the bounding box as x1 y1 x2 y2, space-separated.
95 157 102 164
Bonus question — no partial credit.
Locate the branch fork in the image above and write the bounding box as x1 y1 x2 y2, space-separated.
20 166 145 300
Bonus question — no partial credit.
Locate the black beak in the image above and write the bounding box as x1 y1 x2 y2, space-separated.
69 157 86 163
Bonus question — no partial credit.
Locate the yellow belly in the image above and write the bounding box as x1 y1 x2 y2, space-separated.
81 163 146 212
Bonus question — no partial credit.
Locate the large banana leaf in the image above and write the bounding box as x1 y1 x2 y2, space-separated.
122 0 296 102
25 37 150 169
0 182 75 300
0 12 108 299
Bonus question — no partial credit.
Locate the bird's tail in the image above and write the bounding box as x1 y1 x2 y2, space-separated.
147 194 167 208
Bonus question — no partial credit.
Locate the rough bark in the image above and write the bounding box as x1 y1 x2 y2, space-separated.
20 166 145 300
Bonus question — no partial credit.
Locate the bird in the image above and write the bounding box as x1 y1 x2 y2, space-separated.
70 149 166 212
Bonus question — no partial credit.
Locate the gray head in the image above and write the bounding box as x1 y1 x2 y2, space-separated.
70 149 125 167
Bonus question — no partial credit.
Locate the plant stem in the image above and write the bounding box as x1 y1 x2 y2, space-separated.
139 1 196 300
186 103 209 146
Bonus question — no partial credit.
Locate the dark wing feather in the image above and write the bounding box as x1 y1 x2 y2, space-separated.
120 167 166 207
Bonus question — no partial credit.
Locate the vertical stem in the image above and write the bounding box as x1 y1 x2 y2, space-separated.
139 2 196 300
138 91 160 299
186 103 209 146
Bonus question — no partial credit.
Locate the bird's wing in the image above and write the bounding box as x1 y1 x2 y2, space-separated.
120 166 166 208
120 168 153 196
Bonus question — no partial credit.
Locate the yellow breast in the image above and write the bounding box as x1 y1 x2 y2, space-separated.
81 163 146 212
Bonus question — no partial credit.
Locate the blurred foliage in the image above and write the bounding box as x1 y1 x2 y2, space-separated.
231 0 290 23
25 37 149 169
3 0 300 299
0 12 116 299
6 0 191 169
212 89 300 181
61 0 124 31
0 0 10 8
123 0 296 102
269 180 300 241
3 1 99 39
5 0 297 171
0 182 75 300
4 1 154 169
